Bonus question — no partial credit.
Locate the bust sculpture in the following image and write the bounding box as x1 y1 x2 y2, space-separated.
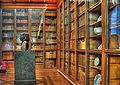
20 33 29 50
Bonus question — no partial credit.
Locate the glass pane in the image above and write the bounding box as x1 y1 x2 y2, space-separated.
2 9 15 51
88 53 102 85
88 0 102 50
78 53 86 84
77 0 86 50
16 8 28 51
64 51 69 73
70 52 75 77
108 0 120 49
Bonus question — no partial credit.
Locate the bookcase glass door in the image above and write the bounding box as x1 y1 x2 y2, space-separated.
107 0 120 49
16 8 28 51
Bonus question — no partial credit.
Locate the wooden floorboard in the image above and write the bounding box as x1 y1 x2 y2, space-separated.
0 63 73 85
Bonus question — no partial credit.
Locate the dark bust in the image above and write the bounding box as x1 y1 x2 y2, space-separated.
20 33 29 50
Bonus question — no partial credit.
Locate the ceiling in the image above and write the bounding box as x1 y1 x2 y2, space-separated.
0 0 58 4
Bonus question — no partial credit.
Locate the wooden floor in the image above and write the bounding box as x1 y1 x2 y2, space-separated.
0 63 72 85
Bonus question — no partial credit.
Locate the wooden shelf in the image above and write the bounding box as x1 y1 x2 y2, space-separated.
79 24 85 28
3 59 14 61
78 36 85 39
89 2 101 12
70 0 74 3
45 23 56 25
2 23 14 25
16 23 28 25
70 8 74 13
90 34 102 38
2 16 14 18
45 30 56 32
35 55 43 57
109 4 116 10
105 49 120 54
45 49 57 51
2 36 13 38
16 29 28 31
77 49 85 53
89 66 102 70
2 29 14 31
78 12 85 18
2 50 14 52
46 58 56 60
70 62 75 65
87 50 102 54
46 43 57 45
90 20 101 26
78 1 85 6
70 19 75 23
31 42 43 44
64 49 69 51
31 49 43 51
70 49 75 52
78 65 86 69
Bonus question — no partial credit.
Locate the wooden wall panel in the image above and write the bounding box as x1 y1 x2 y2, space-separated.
15 0 29 2
30 0 48 3
47 0 57 3
0 0 14 2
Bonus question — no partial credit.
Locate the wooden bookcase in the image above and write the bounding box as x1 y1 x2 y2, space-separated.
57 0 120 85
0 6 57 69
1 9 15 61
30 9 44 68
45 10 57 68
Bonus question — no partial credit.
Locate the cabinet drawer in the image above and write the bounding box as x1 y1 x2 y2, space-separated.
46 51 56 58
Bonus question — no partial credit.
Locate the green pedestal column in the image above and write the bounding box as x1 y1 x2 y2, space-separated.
14 50 36 85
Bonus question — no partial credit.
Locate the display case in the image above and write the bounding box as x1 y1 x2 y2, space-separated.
78 0 86 50
69 0 76 79
30 9 44 65
57 0 120 85
78 53 85 84
1 9 15 61
64 0 70 74
88 0 102 50
16 8 28 51
107 1 120 50
76 0 87 84
88 53 102 85
45 10 57 68
106 1 120 85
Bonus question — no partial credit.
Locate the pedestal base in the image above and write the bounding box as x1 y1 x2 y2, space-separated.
14 80 36 85
14 50 36 84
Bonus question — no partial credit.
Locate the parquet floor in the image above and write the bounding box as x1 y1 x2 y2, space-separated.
0 63 72 85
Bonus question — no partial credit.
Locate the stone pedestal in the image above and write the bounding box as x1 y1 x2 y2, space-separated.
14 50 36 85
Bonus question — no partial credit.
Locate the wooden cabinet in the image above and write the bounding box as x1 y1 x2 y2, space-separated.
57 0 120 85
